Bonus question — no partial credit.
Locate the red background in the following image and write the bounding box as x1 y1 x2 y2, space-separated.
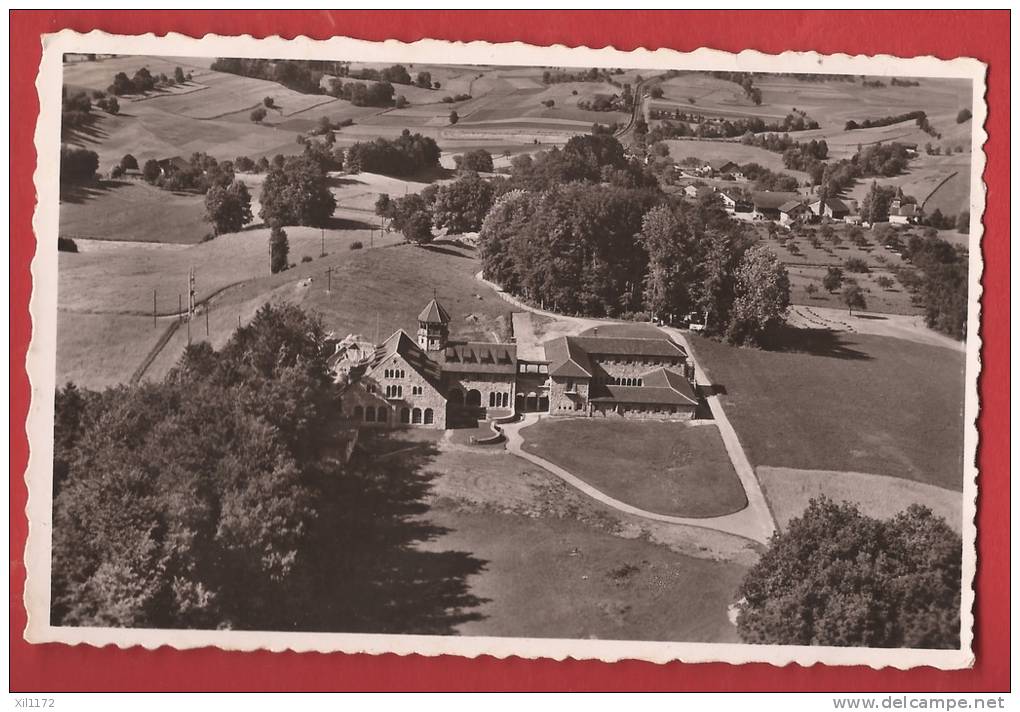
10 10 1010 692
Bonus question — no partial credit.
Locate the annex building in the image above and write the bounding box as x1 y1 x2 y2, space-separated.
336 299 700 429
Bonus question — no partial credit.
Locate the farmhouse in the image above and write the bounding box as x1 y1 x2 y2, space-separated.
752 191 802 221
808 197 851 221
888 198 922 225
778 200 809 226
697 159 740 178
338 298 700 428
684 184 715 200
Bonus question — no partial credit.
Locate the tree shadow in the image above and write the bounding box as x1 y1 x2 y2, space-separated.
420 243 472 259
61 115 110 147
323 215 375 231
300 441 488 635
330 176 368 187
762 325 873 360
855 313 887 320
59 178 131 205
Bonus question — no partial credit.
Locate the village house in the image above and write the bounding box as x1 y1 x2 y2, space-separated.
337 298 701 428
696 159 741 179
778 200 810 226
684 184 715 200
808 197 851 221
888 200 921 225
751 191 802 221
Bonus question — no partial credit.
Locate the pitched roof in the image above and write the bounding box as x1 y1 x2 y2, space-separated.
566 335 688 359
708 159 739 171
543 336 593 378
369 329 443 388
892 203 919 217
417 298 451 324
753 191 802 210
639 367 700 405
778 200 807 213
435 341 518 374
543 334 687 379
589 382 698 407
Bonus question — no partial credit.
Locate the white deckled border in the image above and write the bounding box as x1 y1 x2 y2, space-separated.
24 29 987 670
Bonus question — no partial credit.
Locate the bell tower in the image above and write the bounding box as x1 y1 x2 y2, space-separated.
417 297 451 351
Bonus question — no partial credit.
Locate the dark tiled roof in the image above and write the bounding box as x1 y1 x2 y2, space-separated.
543 336 593 378
436 341 518 374
752 191 802 210
417 298 451 324
709 159 738 171
567 335 687 359
778 200 806 213
544 334 687 379
589 385 698 407
369 329 443 389
639 367 700 405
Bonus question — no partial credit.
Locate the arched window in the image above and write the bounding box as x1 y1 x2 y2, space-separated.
365 406 376 422
489 392 496 407
412 407 422 424
400 407 410 424
423 408 434 425
353 405 363 421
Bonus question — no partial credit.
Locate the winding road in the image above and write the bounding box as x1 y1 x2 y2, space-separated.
475 271 777 545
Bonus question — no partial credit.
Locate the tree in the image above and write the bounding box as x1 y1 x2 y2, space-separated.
432 172 496 234
415 71 432 88
956 211 970 234
270 222 289 273
842 283 866 315
374 193 391 221
259 155 337 227
823 266 844 293
804 282 819 298
453 148 494 173
263 96 275 108
860 181 897 224
726 244 791 345
101 96 120 114
401 210 433 245
449 110 459 125
876 275 895 290
204 180 254 236
956 108 972 124
394 95 408 109
736 498 961 648
174 66 186 83
120 154 138 171
478 189 535 294
141 159 161 184
59 146 99 183
250 106 268 123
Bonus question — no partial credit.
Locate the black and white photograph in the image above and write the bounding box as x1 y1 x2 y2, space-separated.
25 31 983 668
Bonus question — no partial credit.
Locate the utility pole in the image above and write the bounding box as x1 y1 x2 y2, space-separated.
205 306 209 336
326 266 332 294
320 227 325 257
153 289 156 328
178 294 182 322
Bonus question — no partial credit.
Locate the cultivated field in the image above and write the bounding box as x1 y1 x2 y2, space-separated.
520 419 747 518
687 332 967 492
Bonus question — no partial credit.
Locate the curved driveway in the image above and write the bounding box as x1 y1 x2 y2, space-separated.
476 271 777 545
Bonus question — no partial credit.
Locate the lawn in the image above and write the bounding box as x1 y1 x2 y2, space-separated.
418 446 751 642
520 419 748 518
757 466 963 534
55 311 168 390
687 332 967 491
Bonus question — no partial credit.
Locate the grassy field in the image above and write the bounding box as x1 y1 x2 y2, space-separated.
757 466 963 534
59 180 210 244
687 332 967 491
520 419 748 518
413 442 753 642
62 239 510 391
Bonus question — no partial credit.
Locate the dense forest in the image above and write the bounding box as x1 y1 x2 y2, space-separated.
51 304 484 631
479 133 790 343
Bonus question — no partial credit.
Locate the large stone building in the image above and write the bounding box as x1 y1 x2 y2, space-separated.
338 298 700 428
